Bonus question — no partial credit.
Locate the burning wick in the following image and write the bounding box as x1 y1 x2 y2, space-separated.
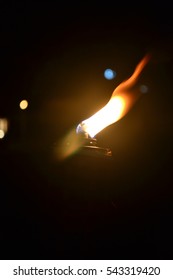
76 132 113 157
57 54 150 160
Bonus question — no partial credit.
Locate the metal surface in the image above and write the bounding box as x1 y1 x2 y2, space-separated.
79 136 112 158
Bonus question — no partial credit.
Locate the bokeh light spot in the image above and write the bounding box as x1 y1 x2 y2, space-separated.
19 100 28 110
140 84 148 93
0 118 8 138
0 129 5 139
104 69 116 80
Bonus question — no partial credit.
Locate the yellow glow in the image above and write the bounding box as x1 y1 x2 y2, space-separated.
56 129 85 160
82 96 125 138
19 100 28 110
0 129 5 139
57 54 151 161
79 54 150 138
0 118 8 138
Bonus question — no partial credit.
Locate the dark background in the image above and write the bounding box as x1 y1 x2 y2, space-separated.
0 1 173 260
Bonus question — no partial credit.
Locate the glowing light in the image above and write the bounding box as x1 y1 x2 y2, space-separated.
0 129 5 139
57 129 85 160
77 54 150 138
57 54 151 160
104 68 116 80
78 96 125 138
19 100 28 110
0 118 8 139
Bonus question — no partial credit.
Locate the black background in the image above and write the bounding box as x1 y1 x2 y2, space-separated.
0 1 173 260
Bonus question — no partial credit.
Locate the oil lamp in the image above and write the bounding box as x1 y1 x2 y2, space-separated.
57 54 150 160
75 54 150 158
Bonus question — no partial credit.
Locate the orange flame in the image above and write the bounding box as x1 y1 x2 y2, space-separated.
57 54 151 160
77 54 150 138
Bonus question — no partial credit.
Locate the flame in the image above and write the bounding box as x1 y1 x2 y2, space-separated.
77 54 150 138
57 54 151 160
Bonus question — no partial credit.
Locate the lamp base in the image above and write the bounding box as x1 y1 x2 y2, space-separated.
79 137 112 158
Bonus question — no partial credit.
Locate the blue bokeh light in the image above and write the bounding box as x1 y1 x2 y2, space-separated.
104 68 116 80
